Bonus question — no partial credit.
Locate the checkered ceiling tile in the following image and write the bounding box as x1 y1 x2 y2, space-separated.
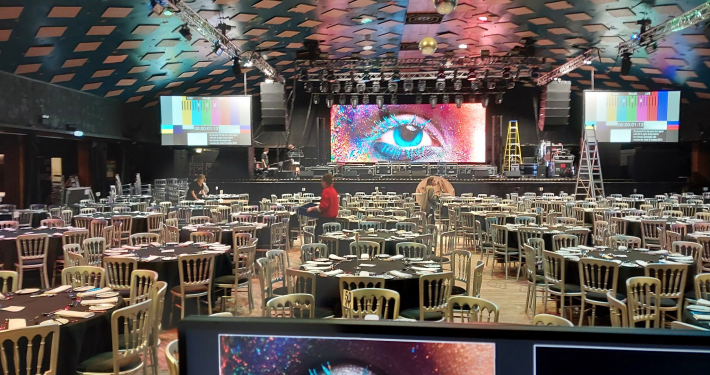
0 0 709 104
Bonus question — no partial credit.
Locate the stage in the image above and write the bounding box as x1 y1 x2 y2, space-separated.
210 178 689 202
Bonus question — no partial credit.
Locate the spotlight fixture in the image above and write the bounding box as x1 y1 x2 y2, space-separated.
471 80 480 91
530 67 540 79
430 95 438 108
403 80 414 93
478 15 488 22
435 81 445 92
417 80 427 92
437 68 446 81
390 70 401 82
506 80 515 89
326 94 334 108
455 94 463 108
390 94 397 105
467 69 477 81
454 79 462 91
332 82 341 93
376 95 385 109
344 80 353 93
502 68 511 80
388 81 398 93
620 52 632 76
482 95 489 108
211 41 223 56
434 0 457 15
372 81 381 93
320 81 329 93
195 148 202 153
179 25 192 41
304 82 312 92
416 94 423 104
350 94 359 108
356 83 366 93
73 130 84 137
363 45 373 50
362 95 370 105
495 93 504 104
583 59 593 65
244 60 253 67
362 70 371 82
232 58 241 77
326 69 336 83
487 80 496 90
313 95 320 105
339 94 346 105
458 44 468 49
299 69 308 82
442 94 450 104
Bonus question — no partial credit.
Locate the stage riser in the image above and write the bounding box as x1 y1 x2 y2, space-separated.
211 180 688 202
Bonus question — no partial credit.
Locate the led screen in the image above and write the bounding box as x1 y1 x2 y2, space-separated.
331 104 486 163
160 96 252 146
584 91 680 142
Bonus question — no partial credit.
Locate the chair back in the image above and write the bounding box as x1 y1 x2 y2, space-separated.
626 276 661 328
417 272 453 320
82 237 106 266
301 243 328 262
640 219 665 247
471 260 484 298
339 276 385 316
190 231 215 243
266 250 288 291
344 288 400 319
17 210 34 227
395 222 417 232
40 218 64 228
16 234 49 264
0 271 18 294
320 236 340 258
349 240 381 258
130 232 160 246
579 258 619 302
61 266 105 288
150 281 168 347
104 257 138 291
0 221 18 230
556 217 576 226
88 219 107 238
608 235 641 250
160 224 180 244
607 291 629 328
396 242 428 258
322 222 341 234
177 253 215 298
189 216 210 225
286 268 316 296
533 314 574 327
111 300 153 374
695 273 710 301
235 245 257 281
111 215 133 242
447 296 499 323
265 293 315 318
129 269 159 305
199 226 223 243
670 241 702 262
0 325 59 375
62 229 89 246
517 227 544 251
644 263 687 303
565 229 589 246
451 250 472 295
542 250 567 291
61 210 73 224
552 234 578 251
147 213 165 233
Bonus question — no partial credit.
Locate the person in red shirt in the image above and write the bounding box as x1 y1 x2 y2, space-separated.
308 174 339 240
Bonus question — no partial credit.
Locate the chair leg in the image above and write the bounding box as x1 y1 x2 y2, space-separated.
180 296 185 319
560 294 566 320
542 289 548 315
578 299 586 326
42 266 49 290
17 268 23 290
504 254 509 280
591 305 597 326
525 283 531 314
207 291 213 315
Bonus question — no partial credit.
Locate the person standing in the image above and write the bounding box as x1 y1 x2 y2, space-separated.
420 177 438 225
185 174 206 201
307 174 339 240
261 148 270 168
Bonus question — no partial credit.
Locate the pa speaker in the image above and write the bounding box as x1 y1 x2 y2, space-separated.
260 82 287 131
545 80 571 126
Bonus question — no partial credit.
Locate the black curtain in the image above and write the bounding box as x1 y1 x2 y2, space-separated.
24 134 40 206
90 141 107 196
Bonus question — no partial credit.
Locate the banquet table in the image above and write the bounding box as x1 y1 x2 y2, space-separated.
71 202 145 214
0 210 12 221
104 243 232 327
505 226 586 250
336 216 401 231
179 214 298 249
72 212 148 233
325 231 413 257
623 217 696 238
0 227 66 286
682 307 710 329
474 213 517 232
302 258 424 316
0 290 124 374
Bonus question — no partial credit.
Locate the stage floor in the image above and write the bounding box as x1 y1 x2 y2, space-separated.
210 178 688 202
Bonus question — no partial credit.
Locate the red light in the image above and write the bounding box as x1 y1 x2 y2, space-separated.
560 164 566 168
478 16 488 22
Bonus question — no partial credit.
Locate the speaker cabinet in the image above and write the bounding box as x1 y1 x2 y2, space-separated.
260 82 287 131
545 80 571 126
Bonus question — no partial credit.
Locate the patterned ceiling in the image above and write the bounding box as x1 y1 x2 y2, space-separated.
1 0 709 106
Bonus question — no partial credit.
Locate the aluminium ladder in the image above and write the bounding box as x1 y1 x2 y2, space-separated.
502 120 522 172
575 125 605 199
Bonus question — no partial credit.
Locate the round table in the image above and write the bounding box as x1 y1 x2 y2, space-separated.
305 258 421 316
682 307 710 329
0 227 65 287
106 244 232 327
336 217 399 231
72 213 148 234
329 232 411 256
0 291 124 374
624 217 694 238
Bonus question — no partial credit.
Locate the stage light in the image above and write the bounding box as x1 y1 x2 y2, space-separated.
631 33 639 40
442 94 450 104
179 25 192 41
437 68 446 81
467 68 477 81
454 79 462 91
299 69 308 82
403 80 414 93
73 130 84 137
478 16 488 22
326 70 336 83
313 95 320 104
620 52 632 76
436 81 445 92
388 81 398 93
530 67 540 79
455 94 463 108
372 81 380 93
434 0 457 15
416 94 423 104
304 82 312 92
487 80 496 90
326 94 334 108
350 94 358 108
583 59 593 65
502 67 511 80
496 93 504 104
471 80 480 91
195 148 202 153
360 15 374 24
376 95 384 109
332 82 341 93
506 80 515 89
339 94 346 105
356 82 366 93
212 41 223 56
417 80 426 92
264 78 273 83
390 94 397 105
320 81 329 93
419 37 437 56
344 79 353 93
430 95 438 108
363 45 373 50
362 95 370 105
390 70 401 82
458 44 468 49
232 58 241 77
244 60 253 67
362 70 371 82
482 95 489 108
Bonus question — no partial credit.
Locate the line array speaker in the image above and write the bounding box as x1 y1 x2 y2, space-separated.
260 82 287 131
545 80 571 126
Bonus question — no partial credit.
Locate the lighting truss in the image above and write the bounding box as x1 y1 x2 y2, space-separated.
301 70 537 82
295 55 541 71
535 48 600 86
617 1 710 55
168 0 283 82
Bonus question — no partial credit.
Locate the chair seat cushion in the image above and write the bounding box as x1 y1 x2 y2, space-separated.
272 286 287 296
528 275 546 284
399 308 444 321
549 283 581 294
17 258 44 266
213 275 249 286
428 256 449 264
451 285 467 296
77 351 142 373
660 297 678 308
585 291 625 302
171 284 209 295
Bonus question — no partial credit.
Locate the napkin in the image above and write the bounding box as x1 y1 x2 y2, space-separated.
695 315 710 321
150 242 161 247
54 311 95 319
660 259 681 264
359 271 370 277
143 255 161 261
303 265 331 271
389 255 404 260
667 254 694 261
411 266 438 272
110 254 138 258
360 254 370 260
305 261 332 266
8 319 26 330
45 285 71 294
161 249 175 253
636 260 648 267
697 299 710 307
389 270 412 278
411 260 435 264
646 250 668 255
122 245 138 250
77 287 112 298
358 263 376 267
81 297 119 306
328 254 346 261
0 306 24 312
323 269 344 276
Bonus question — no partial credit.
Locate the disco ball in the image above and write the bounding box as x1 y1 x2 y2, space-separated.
418 37 437 56
434 0 457 15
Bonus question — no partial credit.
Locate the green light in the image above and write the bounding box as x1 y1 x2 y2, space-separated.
361 17 372 24
164 9 173 16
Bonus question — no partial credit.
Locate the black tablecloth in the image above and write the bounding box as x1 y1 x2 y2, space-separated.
682 308 710 329
305 259 420 316
0 228 65 287
624 218 694 238
73 213 148 233
71 202 144 214
338 218 398 231
0 212 12 221
0 292 123 374
331 232 409 256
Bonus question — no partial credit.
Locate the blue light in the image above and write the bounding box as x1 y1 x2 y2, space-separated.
631 33 639 40
73 130 84 137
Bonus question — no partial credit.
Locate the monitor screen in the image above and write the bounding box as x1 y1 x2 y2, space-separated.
160 96 252 146
584 91 680 143
330 104 486 163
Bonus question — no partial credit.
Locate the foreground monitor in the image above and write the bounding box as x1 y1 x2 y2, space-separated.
160 96 252 146
584 90 680 143
330 104 486 163
179 317 710 375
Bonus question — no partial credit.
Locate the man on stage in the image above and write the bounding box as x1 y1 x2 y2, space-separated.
307 174 339 240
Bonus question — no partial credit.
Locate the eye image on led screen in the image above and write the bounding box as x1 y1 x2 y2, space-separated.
218 335 495 375
330 104 486 162
584 91 680 143
160 96 252 146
